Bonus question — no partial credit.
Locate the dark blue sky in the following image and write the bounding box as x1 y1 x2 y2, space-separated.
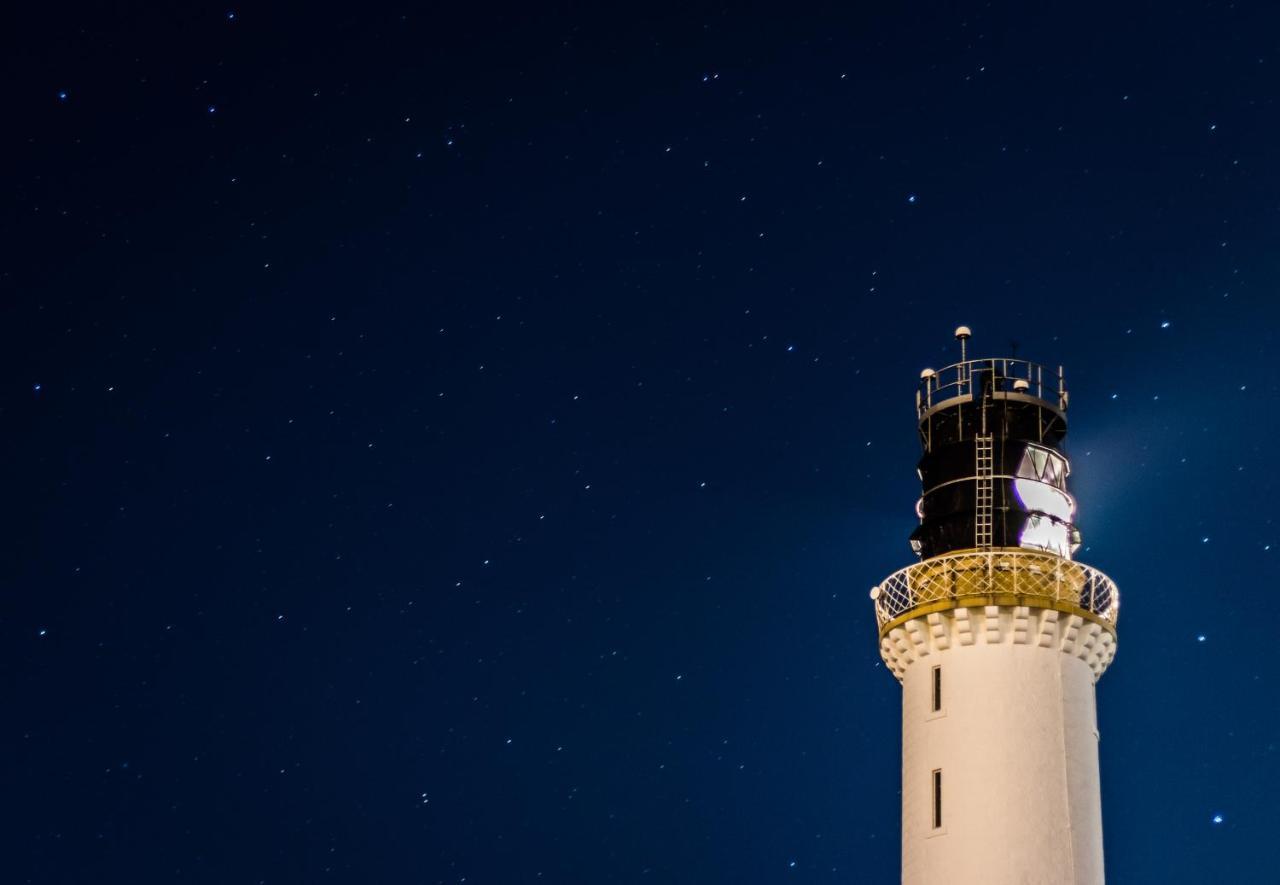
5 3 1279 882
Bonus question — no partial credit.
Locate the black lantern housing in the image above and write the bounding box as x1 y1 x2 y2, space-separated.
909 333 1079 561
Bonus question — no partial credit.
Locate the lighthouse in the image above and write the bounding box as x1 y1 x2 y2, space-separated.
870 328 1119 885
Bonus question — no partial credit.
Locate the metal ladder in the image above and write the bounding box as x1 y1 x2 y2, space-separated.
974 433 994 548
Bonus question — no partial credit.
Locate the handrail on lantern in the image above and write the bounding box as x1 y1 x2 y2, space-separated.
916 358 1066 419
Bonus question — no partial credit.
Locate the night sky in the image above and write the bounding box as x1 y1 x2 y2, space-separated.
7 3 1280 882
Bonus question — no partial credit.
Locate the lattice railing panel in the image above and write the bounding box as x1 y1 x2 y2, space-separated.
872 549 1119 630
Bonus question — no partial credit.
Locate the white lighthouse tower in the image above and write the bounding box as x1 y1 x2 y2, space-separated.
870 328 1119 885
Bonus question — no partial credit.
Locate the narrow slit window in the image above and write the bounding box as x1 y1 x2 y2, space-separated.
931 665 942 712
932 769 943 829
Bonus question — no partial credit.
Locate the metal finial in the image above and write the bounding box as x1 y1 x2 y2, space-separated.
954 325 971 362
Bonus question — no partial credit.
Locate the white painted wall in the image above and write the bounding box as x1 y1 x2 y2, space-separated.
897 606 1106 885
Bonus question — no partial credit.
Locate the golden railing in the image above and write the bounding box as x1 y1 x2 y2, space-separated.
871 549 1119 633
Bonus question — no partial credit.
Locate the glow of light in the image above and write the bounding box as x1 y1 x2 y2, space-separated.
1212 814 1224 824
1013 478 1075 522
1018 515 1072 558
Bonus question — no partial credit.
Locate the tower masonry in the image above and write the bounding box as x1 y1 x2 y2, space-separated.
870 328 1119 885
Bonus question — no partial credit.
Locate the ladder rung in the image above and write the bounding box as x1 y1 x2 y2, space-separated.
975 433 994 548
